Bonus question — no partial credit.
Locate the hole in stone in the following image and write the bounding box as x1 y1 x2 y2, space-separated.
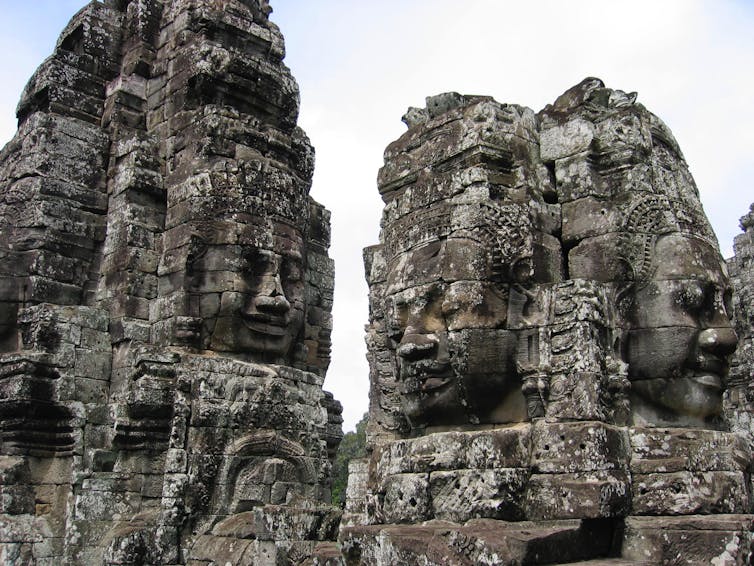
544 444 550 451
60 24 85 54
543 162 557 196
579 443 586 450
409 497 417 507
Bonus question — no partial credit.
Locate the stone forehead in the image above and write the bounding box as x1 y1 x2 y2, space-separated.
650 233 728 282
622 192 717 244
185 216 304 248
381 197 532 264
615 194 721 284
168 168 310 230
385 237 493 294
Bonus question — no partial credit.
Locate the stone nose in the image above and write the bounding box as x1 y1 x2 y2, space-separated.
698 326 738 357
254 294 291 315
252 271 290 313
396 333 437 360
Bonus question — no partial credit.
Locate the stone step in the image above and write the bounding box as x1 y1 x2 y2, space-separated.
564 560 651 565
341 518 618 565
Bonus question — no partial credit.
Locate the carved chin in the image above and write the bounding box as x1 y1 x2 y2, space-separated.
400 373 466 426
631 376 723 419
402 388 461 425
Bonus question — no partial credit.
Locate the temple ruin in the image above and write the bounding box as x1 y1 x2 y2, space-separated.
0 1 341 564
0 1 753 565
341 80 754 564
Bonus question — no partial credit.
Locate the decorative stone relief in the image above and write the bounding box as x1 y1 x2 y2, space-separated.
343 79 753 565
0 1 341 564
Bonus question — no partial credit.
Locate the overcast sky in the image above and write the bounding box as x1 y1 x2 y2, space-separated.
1 1 753 430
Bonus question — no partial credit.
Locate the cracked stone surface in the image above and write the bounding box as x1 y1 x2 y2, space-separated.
0 1 341 564
342 79 754 565
1 1 753 563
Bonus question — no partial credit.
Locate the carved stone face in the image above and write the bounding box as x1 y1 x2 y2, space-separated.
190 222 305 362
627 234 738 426
385 236 522 428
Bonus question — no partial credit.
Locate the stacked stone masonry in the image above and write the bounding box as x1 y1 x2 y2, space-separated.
0 1 341 565
1 1 754 565
342 81 754 565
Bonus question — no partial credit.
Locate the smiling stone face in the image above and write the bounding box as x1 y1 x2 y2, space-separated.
384 235 523 429
187 220 306 364
626 233 738 426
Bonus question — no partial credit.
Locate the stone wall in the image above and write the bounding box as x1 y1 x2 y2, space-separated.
1 2 753 564
727 204 754 531
0 1 341 564
343 80 754 565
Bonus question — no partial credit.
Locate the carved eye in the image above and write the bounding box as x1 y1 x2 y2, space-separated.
282 259 302 283
693 283 730 323
723 288 734 319
387 300 408 344
676 284 704 312
245 250 271 275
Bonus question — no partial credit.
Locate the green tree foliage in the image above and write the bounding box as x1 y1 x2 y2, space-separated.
331 412 368 507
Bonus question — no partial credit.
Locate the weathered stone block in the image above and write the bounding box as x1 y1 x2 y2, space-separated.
629 428 750 473
429 468 528 522
466 425 532 469
553 153 602 203
0 486 34 515
377 431 470 476
568 233 626 281
632 471 749 515
561 197 624 244
525 471 630 520
532 421 629 473
622 515 754 565
380 473 430 524
340 518 618 566
540 119 594 162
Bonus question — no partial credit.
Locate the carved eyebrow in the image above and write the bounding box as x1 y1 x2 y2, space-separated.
282 260 302 279
673 281 705 305
285 249 303 261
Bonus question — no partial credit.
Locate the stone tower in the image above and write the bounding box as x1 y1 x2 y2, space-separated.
728 204 754 455
342 80 754 564
0 1 342 564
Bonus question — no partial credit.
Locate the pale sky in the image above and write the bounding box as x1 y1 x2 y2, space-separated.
1 1 753 431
